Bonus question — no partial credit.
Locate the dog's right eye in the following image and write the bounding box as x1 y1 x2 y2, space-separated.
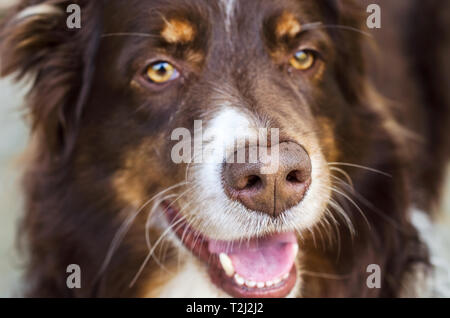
145 61 180 84
289 50 316 71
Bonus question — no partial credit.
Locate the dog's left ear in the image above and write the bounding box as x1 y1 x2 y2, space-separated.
0 0 101 160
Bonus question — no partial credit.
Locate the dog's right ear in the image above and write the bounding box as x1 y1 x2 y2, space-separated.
0 1 101 160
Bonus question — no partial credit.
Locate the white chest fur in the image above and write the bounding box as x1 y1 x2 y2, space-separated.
156 257 230 298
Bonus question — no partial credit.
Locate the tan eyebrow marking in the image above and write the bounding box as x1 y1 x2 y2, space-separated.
186 50 204 64
161 18 195 44
275 12 301 38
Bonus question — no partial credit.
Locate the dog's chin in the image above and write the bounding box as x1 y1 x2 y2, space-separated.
162 201 302 298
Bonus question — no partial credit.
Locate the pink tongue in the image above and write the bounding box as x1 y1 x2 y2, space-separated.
209 232 298 282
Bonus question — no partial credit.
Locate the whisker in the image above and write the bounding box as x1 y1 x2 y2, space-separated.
145 187 193 252
325 208 342 260
328 162 392 177
146 184 200 272
101 32 158 38
308 227 318 249
329 167 354 189
143 193 180 273
329 185 371 231
330 166 409 234
333 179 408 233
289 219 305 243
129 215 188 288
177 212 199 270
97 182 187 278
302 22 374 38
320 216 335 249
314 221 326 251
328 199 355 237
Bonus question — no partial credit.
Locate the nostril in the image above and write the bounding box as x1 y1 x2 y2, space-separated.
243 175 262 190
286 170 307 184
222 142 311 217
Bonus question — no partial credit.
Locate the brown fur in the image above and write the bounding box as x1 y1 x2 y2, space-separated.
0 0 448 298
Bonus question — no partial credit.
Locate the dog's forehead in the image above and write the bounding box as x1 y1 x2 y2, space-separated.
99 0 328 84
220 0 236 31
105 0 311 35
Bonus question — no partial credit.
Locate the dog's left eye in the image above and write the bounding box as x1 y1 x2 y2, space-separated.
145 61 180 84
289 50 316 71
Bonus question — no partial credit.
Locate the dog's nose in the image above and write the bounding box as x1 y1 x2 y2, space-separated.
222 142 311 217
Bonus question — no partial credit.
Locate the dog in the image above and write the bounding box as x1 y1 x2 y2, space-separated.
1 0 449 297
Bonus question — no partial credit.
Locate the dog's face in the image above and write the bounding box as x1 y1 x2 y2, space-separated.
2 0 399 298
80 0 370 297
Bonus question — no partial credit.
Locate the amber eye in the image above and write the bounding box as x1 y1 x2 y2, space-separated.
289 50 316 70
145 61 180 84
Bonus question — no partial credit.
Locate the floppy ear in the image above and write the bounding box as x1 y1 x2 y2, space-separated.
0 0 101 159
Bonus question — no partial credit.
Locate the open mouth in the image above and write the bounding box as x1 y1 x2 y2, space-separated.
163 202 299 298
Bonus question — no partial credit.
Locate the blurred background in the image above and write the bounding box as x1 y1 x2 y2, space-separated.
0 0 28 297
0 0 449 297
0 75 28 297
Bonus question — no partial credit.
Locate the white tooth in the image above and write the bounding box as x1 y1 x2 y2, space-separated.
234 274 244 286
245 280 256 288
219 253 235 277
293 243 299 257
265 280 274 287
282 273 289 280
256 282 265 288
273 277 281 285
